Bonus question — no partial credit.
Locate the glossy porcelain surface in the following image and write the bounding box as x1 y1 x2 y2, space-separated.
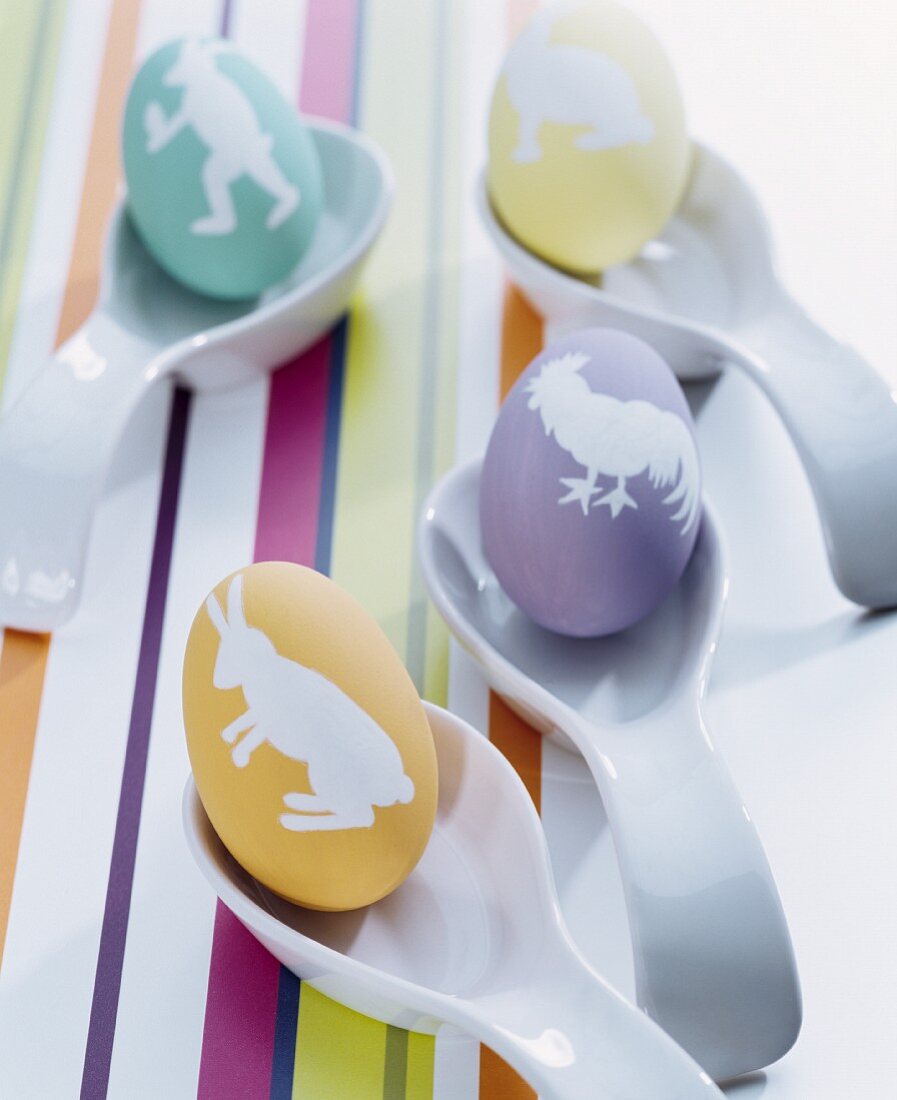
419 461 802 1081
185 701 722 1100
479 144 897 609
0 119 391 633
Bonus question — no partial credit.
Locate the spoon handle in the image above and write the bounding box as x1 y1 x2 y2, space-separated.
573 698 802 1081
728 291 897 608
0 310 168 631
458 934 723 1100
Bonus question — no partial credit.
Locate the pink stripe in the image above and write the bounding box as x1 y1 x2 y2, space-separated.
300 0 358 122
197 2 358 1093
197 907 282 1099
254 337 330 564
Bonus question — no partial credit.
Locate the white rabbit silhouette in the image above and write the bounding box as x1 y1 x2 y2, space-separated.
205 574 415 833
144 38 299 236
505 2 655 163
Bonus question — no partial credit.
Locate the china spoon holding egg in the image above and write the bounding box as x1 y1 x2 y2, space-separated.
479 144 897 610
418 460 802 1082
185 701 723 1100
0 118 391 633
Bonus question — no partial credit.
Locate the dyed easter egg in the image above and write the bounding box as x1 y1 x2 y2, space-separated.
488 0 689 273
480 329 702 637
123 37 323 299
183 563 438 911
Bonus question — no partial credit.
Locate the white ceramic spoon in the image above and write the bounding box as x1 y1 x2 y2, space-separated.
479 145 897 610
184 701 722 1100
0 118 391 633
418 461 802 1082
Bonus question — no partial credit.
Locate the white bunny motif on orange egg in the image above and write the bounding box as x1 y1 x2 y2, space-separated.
205 574 415 833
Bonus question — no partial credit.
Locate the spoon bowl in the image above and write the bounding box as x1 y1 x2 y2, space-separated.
185 701 723 1100
480 143 897 608
0 118 391 633
419 461 802 1081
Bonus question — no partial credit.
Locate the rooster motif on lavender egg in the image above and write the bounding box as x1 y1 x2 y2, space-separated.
525 351 700 534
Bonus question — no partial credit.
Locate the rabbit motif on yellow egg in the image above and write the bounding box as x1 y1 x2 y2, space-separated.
205 574 415 833
506 2 654 163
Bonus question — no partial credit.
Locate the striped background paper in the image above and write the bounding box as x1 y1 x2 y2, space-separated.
1 1 895 1098
0 0 548 1095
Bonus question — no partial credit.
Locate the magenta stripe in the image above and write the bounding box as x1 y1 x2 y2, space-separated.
300 0 358 123
196 907 283 1099
254 336 330 564
196 2 360 1094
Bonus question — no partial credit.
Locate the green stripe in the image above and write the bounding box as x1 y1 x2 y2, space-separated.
0 0 67 393
0 2 41 207
421 0 463 708
382 1026 408 1100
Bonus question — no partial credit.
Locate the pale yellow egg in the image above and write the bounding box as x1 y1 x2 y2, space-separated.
183 563 438 912
488 0 690 274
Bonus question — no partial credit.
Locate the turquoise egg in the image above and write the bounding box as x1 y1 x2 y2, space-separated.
122 37 323 299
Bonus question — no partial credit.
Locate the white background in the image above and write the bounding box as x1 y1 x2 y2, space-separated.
530 2 897 1096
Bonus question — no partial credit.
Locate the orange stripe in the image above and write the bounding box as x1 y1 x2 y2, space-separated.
499 282 543 401
488 283 544 804
56 0 142 344
0 0 143 971
488 693 541 814
478 1044 536 1100
0 631 50 967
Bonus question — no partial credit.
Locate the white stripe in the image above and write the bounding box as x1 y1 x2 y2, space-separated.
442 2 505 1096
432 1026 481 1100
447 0 503 739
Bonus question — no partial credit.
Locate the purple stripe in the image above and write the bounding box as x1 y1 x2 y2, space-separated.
80 388 191 1099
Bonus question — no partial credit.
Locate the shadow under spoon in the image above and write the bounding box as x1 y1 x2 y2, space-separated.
418 460 802 1082
185 701 723 1100
0 119 392 633
479 144 897 610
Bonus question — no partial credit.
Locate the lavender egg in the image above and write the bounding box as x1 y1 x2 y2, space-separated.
480 329 702 637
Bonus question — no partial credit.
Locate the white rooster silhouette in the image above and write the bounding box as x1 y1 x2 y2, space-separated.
526 351 700 534
206 574 415 833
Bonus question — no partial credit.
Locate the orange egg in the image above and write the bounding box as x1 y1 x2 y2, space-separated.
183 562 438 911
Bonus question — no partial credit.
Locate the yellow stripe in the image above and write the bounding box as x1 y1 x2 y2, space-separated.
293 985 386 1100
0 2 41 213
0 0 67 389
405 1032 435 1100
330 0 438 659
